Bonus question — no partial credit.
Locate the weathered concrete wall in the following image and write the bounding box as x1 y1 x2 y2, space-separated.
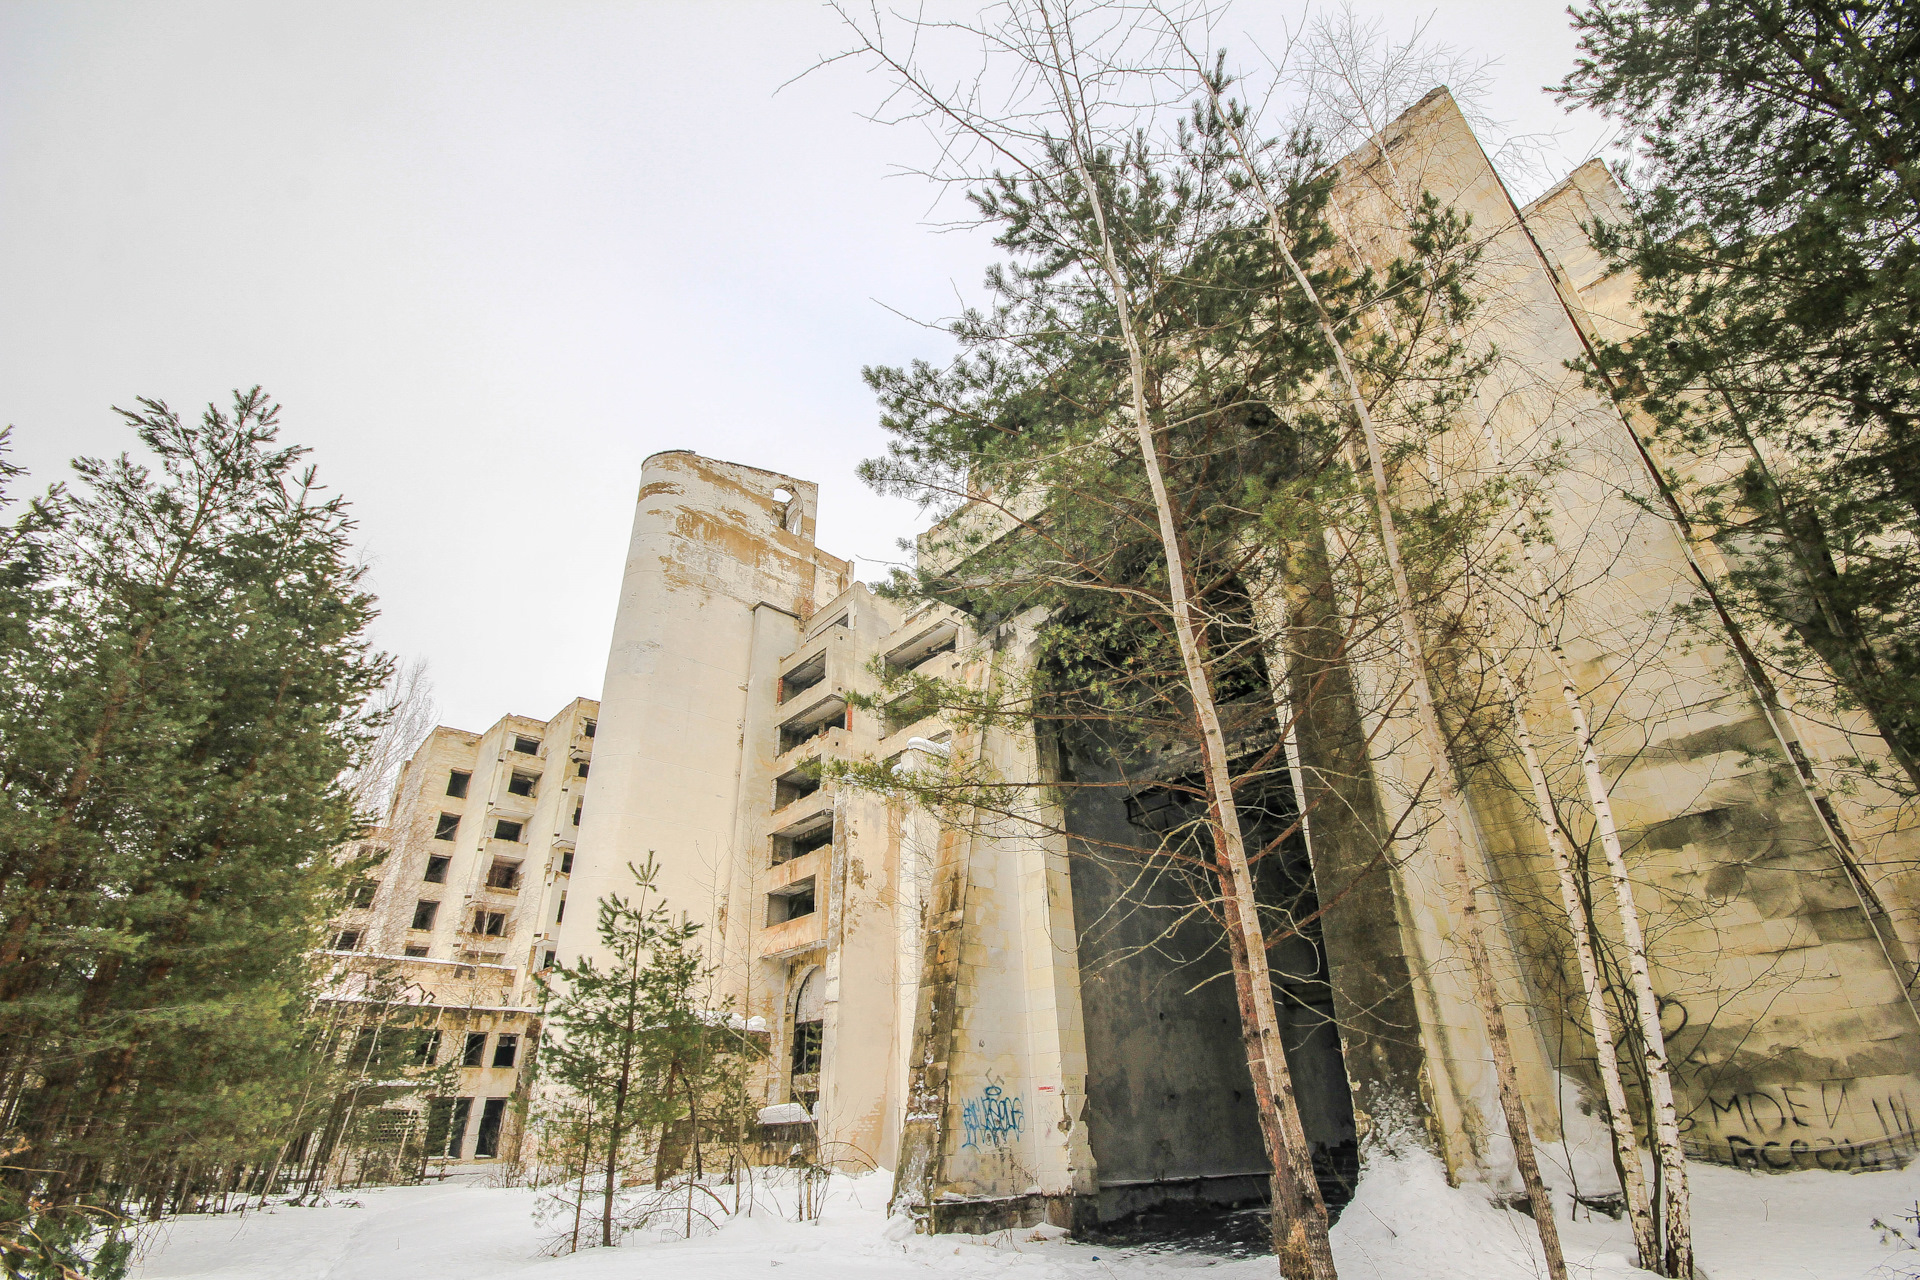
1329 89 1920 1177
563 451 847 966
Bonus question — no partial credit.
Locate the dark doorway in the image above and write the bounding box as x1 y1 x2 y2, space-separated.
1061 727 1359 1224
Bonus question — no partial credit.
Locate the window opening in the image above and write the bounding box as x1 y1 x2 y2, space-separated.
791 969 824 1087
493 819 523 843
472 910 507 937
462 1033 488 1067
434 813 460 841
767 878 816 925
424 854 451 883
404 944 429 958
492 1034 519 1069
583 719 596 738
572 804 582 827
778 652 827 704
474 1098 508 1157
438 1098 473 1158
485 860 519 891
331 930 360 951
512 735 541 756
560 850 573 875
778 698 847 754
447 770 471 798
415 1029 442 1065
555 891 567 924
347 881 377 908
884 621 960 673
576 761 589 778
773 761 822 809
507 772 537 797
772 815 833 866
539 948 557 971
412 900 439 931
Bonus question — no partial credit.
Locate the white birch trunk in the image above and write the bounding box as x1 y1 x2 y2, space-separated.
1202 98 1568 1279
1488 647 1659 1269
1034 18 1337 1277
1530 569 1693 1278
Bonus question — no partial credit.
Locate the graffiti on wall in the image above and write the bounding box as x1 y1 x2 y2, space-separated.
960 1084 1024 1151
1683 1077 1920 1171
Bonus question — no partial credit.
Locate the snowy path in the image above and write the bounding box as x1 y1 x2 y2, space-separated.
130 1157 1920 1280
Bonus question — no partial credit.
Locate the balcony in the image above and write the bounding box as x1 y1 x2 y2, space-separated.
759 905 826 959
777 695 848 756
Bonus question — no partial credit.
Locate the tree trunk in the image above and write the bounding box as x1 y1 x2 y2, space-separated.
1226 127 1566 1276
1489 650 1658 1270
1045 49 1337 1275
1530 575 1692 1278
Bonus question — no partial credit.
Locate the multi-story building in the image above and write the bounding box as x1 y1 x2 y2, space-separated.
554 84 1920 1238
327 698 598 1170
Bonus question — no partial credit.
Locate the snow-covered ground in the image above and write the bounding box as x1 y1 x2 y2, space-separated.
130 1154 1920 1280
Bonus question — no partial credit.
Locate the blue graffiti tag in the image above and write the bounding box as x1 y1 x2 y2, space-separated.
960 1084 1024 1150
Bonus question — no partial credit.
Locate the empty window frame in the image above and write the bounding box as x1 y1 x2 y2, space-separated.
771 815 833 866
583 719 596 738
576 761 590 778
492 1034 519 1069
554 891 567 924
434 1097 473 1158
331 930 361 951
411 900 440 931
572 804 582 827
883 688 939 735
347 880 377 908
404 944 429 958
778 652 826 704
424 854 451 883
512 735 541 756
538 948 557 971
559 850 573 875
462 1032 488 1067
773 761 822 809
472 910 507 937
766 878 817 925
884 621 960 674
447 769 471 798
434 813 461 841
778 698 848 754
415 1029 442 1065
474 1098 509 1157
485 860 519 891
791 969 825 1078
507 772 537 798
493 819 523 843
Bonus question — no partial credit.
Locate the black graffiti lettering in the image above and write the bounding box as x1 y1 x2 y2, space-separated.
1820 1080 1849 1127
1726 1135 1762 1169
1780 1085 1812 1128
1760 1141 1794 1169
1815 1139 1849 1170
1788 1139 1812 1167
1747 1091 1788 1134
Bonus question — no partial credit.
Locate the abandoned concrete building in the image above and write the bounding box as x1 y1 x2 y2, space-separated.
538 86 1920 1234
326 698 598 1170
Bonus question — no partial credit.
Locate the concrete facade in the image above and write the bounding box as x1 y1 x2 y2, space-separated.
552 92 1920 1232
327 698 598 1170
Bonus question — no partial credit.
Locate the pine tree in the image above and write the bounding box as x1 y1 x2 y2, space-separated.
1559 1 1920 801
0 391 394 1265
534 856 757 1249
834 8 1513 1273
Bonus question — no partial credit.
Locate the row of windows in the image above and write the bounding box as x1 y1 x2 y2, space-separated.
433 806 582 845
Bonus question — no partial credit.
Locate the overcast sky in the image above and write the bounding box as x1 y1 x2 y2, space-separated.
0 1 1613 734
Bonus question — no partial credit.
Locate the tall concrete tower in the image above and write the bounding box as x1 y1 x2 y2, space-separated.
560 452 849 962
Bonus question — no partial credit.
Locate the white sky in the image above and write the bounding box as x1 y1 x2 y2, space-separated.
0 1 1613 734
